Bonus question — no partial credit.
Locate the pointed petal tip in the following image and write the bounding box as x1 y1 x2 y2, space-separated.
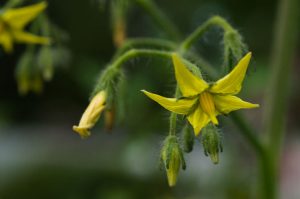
193 126 202 136
194 131 200 136
140 89 149 95
211 117 219 125
245 52 252 60
253 103 260 108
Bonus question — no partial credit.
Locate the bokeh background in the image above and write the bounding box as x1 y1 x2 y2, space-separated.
0 0 299 198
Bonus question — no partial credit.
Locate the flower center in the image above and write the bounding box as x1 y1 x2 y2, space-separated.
199 92 218 125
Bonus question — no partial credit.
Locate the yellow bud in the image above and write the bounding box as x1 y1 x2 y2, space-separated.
73 90 107 138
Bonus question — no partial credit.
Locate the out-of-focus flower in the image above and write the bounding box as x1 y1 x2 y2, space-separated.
73 91 107 138
0 2 50 53
37 46 53 81
15 49 43 95
142 52 259 135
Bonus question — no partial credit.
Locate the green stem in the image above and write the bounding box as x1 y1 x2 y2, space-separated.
169 87 180 136
113 38 177 59
263 0 299 198
265 0 299 159
180 16 234 52
111 49 171 69
259 150 276 199
134 0 181 41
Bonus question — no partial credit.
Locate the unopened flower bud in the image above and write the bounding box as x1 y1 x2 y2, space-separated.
201 123 223 164
16 50 43 95
160 135 186 187
37 46 53 81
182 124 194 153
73 90 107 138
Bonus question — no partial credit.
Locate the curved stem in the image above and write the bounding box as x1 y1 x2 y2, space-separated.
113 38 177 59
111 49 171 69
134 0 181 41
180 16 234 52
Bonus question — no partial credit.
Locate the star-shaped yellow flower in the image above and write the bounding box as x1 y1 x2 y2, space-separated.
142 52 259 136
0 2 50 53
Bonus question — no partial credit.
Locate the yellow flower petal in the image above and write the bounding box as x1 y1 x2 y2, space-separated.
172 53 208 97
213 94 259 114
209 52 252 94
141 90 196 115
13 31 50 45
0 30 13 53
2 2 47 29
187 105 211 136
73 91 107 138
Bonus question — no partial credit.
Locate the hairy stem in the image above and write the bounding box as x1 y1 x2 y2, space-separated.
180 16 234 52
113 38 177 59
111 49 171 69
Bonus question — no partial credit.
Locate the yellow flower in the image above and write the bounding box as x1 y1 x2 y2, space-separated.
73 91 107 138
142 52 259 136
0 2 50 53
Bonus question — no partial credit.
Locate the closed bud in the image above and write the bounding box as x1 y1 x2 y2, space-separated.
37 46 53 81
182 124 194 153
15 50 43 95
160 136 186 187
73 90 107 138
201 123 223 164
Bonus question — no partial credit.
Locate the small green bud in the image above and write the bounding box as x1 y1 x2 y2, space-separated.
37 46 53 81
160 135 186 187
201 123 223 164
15 50 43 95
182 124 194 153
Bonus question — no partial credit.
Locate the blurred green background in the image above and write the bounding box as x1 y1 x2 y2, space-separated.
0 0 299 198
